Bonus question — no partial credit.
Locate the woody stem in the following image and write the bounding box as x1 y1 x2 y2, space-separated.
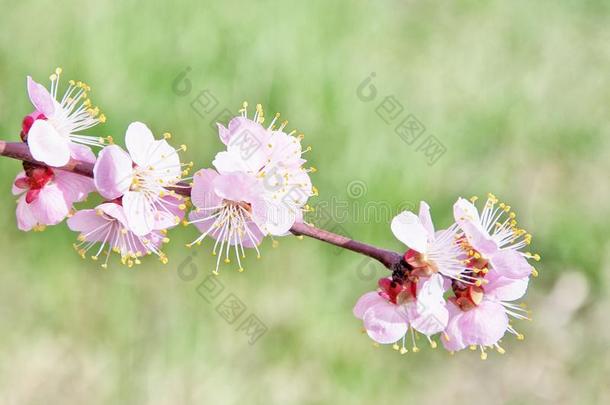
0 140 402 270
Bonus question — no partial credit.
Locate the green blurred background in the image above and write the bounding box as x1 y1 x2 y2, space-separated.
1 0 609 403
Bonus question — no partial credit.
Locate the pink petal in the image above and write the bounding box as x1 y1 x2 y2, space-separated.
485 269 529 302
153 195 184 230
69 144 96 164
458 300 509 347
410 274 449 335
267 131 302 168
125 121 155 168
15 196 38 231
363 301 409 344
93 145 133 200
98 202 129 228
411 304 448 336
418 201 435 238
27 120 71 167
27 76 55 117
55 170 95 203
12 171 27 195
212 171 262 203
28 183 70 225
453 198 497 255
191 169 222 209
390 211 428 253
225 116 266 145
67 209 111 242
217 123 230 145
212 150 249 174
241 220 266 248
489 250 533 279
353 291 385 319
441 301 468 352
262 200 297 236
222 118 271 173
122 191 156 236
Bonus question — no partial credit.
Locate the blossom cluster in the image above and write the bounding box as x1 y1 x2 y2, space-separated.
354 197 539 358
8 68 539 358
13 69 314 270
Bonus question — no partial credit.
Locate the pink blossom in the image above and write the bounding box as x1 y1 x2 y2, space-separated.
23 68 108 167
211 103 315 235
454 195 539 279
67 202 169 268
93 122 188 236
391 201 469 282
186 104 315 273
12 164 95 232
187 168 268 274
353 274 448 352
441 268 530 358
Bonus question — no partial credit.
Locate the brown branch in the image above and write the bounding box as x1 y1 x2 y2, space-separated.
0 140 402 270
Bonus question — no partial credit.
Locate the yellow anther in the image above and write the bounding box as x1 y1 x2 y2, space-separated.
392 343 400 351
399 347 408 355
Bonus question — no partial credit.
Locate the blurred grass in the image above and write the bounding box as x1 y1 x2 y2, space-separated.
1 0 610 404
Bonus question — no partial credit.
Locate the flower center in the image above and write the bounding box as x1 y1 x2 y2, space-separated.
15 163 55 204
452 284 485 311
378 277 417 305
403 249 439 277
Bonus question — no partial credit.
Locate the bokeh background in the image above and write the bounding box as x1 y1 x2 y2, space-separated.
1 0 609 404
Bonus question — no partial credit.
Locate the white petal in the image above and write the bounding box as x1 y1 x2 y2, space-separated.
123 191 155 236
125 122 155 167
390 211 428 253
28 120 71 167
